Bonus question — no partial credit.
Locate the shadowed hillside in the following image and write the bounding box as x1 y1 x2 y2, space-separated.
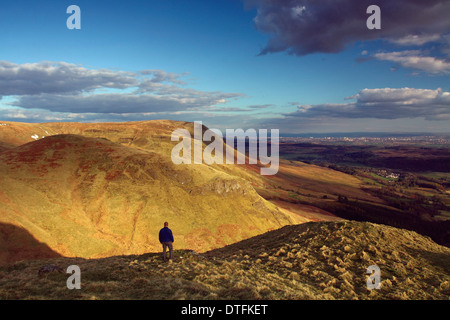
0 221 448 300
0 223 60 265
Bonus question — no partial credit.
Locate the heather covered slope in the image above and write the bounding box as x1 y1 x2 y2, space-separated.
0 133 292 264
0 221 448 300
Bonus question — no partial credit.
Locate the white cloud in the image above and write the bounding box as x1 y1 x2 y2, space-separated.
0 61 245 115
389 34 441 46
0 61 138 95
286 87 450 120
374 51 450 74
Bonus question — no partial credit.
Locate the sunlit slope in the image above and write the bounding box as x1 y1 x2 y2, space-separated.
0 119 385 266
0 120 270 183
0 120 371 194
205 220 450 299
0 133 293 264
0 120 363 223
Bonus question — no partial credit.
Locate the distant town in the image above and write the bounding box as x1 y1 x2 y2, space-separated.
280 135 450 146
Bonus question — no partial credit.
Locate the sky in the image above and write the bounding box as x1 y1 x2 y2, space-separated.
0 0 450 133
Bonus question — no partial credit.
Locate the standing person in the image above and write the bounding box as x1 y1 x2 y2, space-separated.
159 222 174 261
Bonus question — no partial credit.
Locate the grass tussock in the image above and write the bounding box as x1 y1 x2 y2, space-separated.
0 221 448 300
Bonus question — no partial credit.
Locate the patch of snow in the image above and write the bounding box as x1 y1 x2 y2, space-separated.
31 134 39 140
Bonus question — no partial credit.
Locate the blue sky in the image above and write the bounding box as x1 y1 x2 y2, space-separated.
1 0 450 133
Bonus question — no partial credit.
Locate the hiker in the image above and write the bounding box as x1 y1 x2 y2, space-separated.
159 222 174 261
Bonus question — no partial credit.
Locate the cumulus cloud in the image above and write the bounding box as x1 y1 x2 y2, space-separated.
245 0 450 56
373 50 450 74
287 87 450 120
11 93 189 114
0 61 137 95
11 91 244 114
0 61 245 114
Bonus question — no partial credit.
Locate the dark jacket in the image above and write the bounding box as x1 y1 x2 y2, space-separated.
159 227 174 243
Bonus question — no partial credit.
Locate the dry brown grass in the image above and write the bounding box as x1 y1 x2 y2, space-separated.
1 120 371 265
0 120 378 264
1 120 448 300
0 131 293 264
0 221 448 300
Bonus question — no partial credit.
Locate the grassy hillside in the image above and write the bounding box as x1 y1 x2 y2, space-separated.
0 221 448 300
0 130 294 264
5 119 437 269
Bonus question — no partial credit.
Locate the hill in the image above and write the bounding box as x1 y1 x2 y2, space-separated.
0 131 293 264
4 119 433 267
2 120 383 265
0 221 448 300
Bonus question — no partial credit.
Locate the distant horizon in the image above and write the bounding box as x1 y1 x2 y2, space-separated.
280 132 450 138
1 119 449 138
